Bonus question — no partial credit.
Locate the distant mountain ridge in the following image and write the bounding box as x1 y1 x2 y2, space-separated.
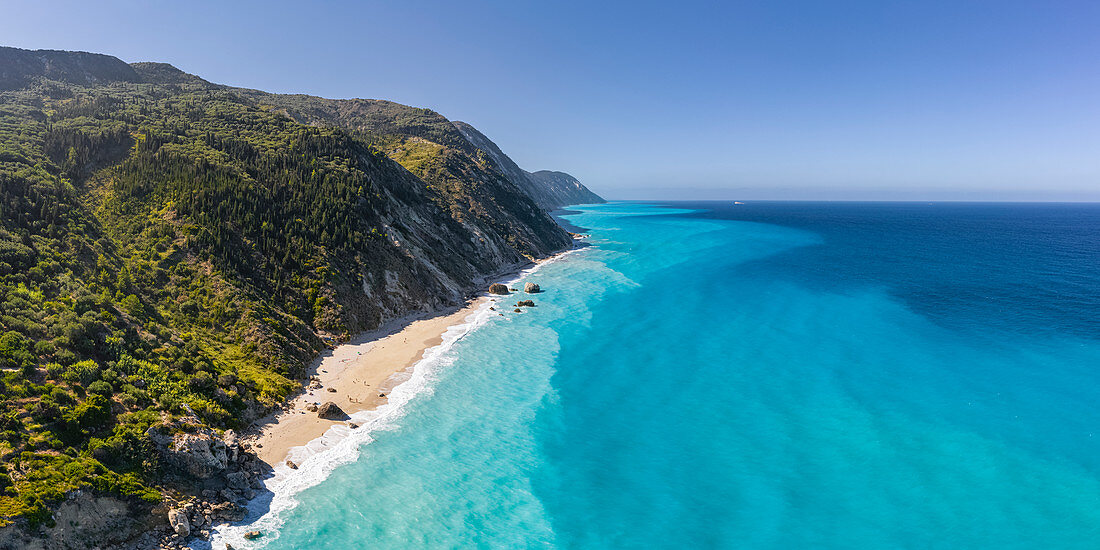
452 121 604 210
0 46 140 90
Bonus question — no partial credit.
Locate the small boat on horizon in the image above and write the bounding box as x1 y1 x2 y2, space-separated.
733 201 745 205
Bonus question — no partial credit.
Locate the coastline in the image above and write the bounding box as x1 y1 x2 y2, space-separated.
245 301 487 467
244 244 582 470
207 241 586 547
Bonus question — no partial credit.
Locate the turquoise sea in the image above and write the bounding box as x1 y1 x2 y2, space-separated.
218 201 1100 549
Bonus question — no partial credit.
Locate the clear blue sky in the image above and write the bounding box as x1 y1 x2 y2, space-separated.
4 0 1099 200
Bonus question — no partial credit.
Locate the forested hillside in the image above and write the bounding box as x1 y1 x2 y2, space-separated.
235 91 604 211
0 45 587 542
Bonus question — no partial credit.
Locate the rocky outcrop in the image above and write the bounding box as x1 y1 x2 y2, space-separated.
489 283 509 295
524 282 540 293
0 491 162 550
146 418 268 508
317 402 348 420
147 425 228 479
516 300 535 307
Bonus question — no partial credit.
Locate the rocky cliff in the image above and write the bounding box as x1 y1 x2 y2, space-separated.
0 45 587 547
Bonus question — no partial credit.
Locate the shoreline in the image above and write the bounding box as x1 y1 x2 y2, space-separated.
243 245 581 469
245 300 487 467
211 239 587 547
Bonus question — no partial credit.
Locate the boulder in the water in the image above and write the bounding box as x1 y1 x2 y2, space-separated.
516 300 535 307
244 530 263 540
317 402 347 420
524 282 540 293
489 283 509 295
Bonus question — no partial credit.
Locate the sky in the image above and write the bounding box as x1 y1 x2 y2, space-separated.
3 0 1099 200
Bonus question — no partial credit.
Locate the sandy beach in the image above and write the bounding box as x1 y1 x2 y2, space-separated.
247 299 487 467
244 239 581 469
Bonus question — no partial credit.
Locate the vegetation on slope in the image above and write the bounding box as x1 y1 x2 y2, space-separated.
0 49 572 530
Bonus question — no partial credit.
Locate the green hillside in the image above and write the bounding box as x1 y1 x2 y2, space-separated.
0 46 573 533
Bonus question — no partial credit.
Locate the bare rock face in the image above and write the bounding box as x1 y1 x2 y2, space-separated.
147 425 228 479
168 507 191 538
317 402 348 420
225 471 250 490
0 491 162 550
524 282 540 293
210 501 247 522
489 283 509 295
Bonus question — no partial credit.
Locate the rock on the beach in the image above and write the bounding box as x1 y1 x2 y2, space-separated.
489 283 509 295
306 403 318 412
285 460 298 470
317 402 348 420
524 282 540 293
327 387 337 393
168 508 190 538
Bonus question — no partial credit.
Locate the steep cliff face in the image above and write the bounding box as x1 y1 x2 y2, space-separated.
451 121 604 210
0 45 581 541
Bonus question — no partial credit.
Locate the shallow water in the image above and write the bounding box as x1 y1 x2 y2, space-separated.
229 201 1100 549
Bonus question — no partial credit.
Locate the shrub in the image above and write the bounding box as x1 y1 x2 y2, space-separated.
0 331 34 371
87 380 112 396
62 360 100 386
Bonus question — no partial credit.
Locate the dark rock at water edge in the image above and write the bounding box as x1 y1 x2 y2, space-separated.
489 283 509 294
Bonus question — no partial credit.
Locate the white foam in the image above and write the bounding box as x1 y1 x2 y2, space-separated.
206 251 580 549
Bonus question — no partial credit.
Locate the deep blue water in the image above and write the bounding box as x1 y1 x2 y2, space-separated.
227 201 1100 549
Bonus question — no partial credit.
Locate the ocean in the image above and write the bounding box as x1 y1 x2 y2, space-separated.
215 201 1100 549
